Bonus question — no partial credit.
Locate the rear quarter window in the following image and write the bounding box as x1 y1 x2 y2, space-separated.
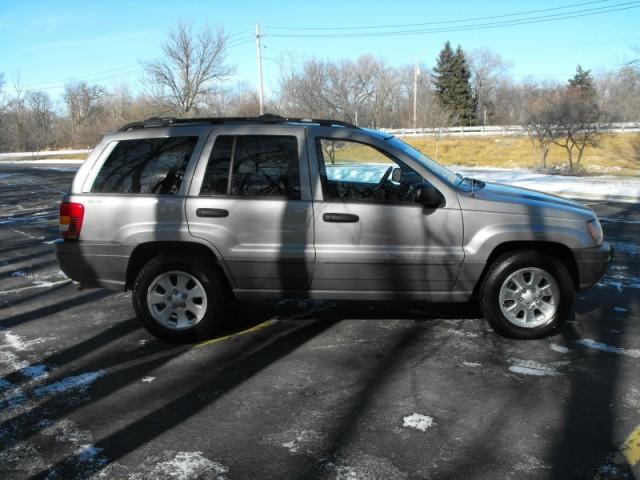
91 137 198 194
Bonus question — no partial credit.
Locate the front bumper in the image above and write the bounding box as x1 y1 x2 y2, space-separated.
573 242 613 292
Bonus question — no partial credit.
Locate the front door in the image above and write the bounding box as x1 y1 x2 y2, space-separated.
308 130 464 298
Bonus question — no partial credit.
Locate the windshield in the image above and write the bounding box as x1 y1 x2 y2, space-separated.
386 136 459 187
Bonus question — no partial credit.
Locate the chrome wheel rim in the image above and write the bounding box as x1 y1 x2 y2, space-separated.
498 267 560 329
147 271 207 330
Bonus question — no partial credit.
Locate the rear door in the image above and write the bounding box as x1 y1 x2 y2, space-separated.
307 127 464 298
185 125 314 294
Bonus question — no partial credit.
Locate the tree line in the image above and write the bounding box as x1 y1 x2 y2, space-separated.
1 22 639 169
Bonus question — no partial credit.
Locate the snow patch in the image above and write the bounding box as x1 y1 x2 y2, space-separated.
34 370 105 397
41 418 93 443
508 359 561 376
550 344 570 354
141 376 155 383
21 364 48 380
4 331 28 350
575 339 640 358
75 444 104 463
10 270 26 277
152 451 228 479
2 331 51 351
279 430 320 454
610 240 640 257
613 306 628 313
462 361 482 367
402 413 436 432
0 350 30 374
0 278 70 295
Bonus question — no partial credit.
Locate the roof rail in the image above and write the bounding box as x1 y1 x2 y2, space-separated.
118 114 358 131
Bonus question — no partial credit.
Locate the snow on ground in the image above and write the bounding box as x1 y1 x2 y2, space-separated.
402 413 436 432
575 339 640 358
33 371 106 397
507 358 568 377
452 166 640 202
549 344 570 354
150 451 228 479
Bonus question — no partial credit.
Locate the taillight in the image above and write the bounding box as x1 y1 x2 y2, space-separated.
59 202 85 240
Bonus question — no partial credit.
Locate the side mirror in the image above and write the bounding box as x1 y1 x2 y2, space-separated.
414 182 443 208
391 167 402 183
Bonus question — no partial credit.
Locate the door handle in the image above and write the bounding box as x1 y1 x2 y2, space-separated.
196 208 229 218
323 213 359 223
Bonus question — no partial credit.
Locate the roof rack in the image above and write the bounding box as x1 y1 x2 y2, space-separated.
118 114 358 132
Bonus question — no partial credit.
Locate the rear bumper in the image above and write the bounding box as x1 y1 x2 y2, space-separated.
573 242 613 292
55 240 132 291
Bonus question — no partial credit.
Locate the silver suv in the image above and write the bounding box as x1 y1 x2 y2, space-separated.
55 115 612 342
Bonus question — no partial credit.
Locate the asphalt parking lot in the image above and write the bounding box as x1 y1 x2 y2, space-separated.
0 163 639 480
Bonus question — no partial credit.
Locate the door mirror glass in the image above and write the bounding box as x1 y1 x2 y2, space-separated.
391 167 402 183
414 182 444 208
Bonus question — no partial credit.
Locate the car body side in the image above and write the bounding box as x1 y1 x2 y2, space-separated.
55 123 611 301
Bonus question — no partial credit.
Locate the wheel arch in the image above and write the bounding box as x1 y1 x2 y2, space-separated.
125 241 234 295
472 241 579 297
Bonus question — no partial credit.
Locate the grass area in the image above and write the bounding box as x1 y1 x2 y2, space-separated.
402 133 640 176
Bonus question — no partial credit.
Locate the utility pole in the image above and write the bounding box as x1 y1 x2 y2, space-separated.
413 64 420 129
255 24 265 115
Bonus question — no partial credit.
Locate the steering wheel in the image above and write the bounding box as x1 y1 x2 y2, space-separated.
374 166 393 192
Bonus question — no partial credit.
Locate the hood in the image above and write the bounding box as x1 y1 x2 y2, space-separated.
459 181 594 219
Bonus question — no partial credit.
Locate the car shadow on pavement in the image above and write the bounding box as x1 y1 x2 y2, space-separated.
19 317 338 479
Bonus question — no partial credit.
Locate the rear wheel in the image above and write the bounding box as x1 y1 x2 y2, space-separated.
479 250 575 339
132 254 226 343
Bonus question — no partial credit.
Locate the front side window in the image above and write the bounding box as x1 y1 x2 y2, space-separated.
316 138 424 203
201 135 300 199
92 137 198 194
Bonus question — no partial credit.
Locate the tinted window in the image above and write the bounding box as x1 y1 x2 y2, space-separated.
200 135 300 199
200 136 233 195
316 138 423 203
92 137 198 194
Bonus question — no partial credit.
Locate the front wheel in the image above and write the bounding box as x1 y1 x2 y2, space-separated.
479 250 575 339
132 254 226 343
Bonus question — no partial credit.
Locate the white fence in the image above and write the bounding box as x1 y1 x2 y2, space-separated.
380 122 640 137
0 149 91 160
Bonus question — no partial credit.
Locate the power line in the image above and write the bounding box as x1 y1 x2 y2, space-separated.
21 36 254 92
265 0 614 30
267 2 640 38
23 65 140 89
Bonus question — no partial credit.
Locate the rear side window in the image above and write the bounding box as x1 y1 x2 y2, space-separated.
92 137 198 194
200 135 300 199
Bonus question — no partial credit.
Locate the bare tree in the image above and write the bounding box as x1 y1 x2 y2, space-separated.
63 81 105 126
469 49 512 125
25 90 56 152
549 92 604 172
141 23 234 116
523 87 561 169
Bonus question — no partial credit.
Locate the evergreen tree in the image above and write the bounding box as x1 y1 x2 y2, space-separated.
568 65 597 100
433 42 477 126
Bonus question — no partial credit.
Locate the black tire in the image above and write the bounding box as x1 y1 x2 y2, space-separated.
132 254 226 343
479 250 575 339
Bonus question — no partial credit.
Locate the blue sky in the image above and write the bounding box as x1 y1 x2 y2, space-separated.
0 0 638 102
